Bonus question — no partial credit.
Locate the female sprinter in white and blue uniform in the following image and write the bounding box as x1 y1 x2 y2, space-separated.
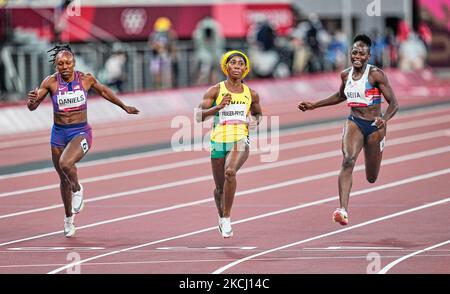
27 45 139 237
298 34 399 225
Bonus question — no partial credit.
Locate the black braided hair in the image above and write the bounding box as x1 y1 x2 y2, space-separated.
47 44 74 64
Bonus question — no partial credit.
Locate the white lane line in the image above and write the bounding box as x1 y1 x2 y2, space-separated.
1 101 447 149
0 132 448 220
6 253 450 270
0 124 447 199
1 129 347 197
7 246 105 251
0 148 181 180
0 157 209 198
0 120 173 149
212 197 450 274
378 240 450 274
46 190 450 274
155 246 257 251
0 117 338 180
3 100 449 148
2 109 450 181
305 246 403 250
2 164 449 249
0 256 369 269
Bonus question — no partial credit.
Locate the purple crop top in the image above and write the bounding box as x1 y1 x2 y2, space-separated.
51 71 88 112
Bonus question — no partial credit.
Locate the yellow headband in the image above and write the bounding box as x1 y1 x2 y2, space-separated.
221 50 250 78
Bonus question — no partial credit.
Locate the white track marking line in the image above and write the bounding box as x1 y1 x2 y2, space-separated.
0 132 448 220
2 164 449 249
2 110 450 180
8 253 450 270
0 157 209 198
0 117 337 180
212 197 450 274
0 120 170 149
2 100 449 149
45 189 450 274
0 255 393 269
1 121 448 198
306 246 403 250
378 240 450 274
0 101 445 148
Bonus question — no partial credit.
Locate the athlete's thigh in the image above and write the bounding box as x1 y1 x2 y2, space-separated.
51 146 65 174
225 140 249 171
342 119 364 158
211 158 226 188
60 135 90 165
364 127 386 172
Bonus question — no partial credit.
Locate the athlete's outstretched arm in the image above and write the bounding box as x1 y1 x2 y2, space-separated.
86 73 139 114
371 69 399 128
26 76 51 111
196 85 230 122
298 71 347 111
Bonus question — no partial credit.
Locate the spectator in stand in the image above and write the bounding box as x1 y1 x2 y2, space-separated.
290 20 311 74
247 15 279 78
398 32 427 71
370 29 387 68
385 28 399 68
290 31 309 74
192 17 225 85
103 45 127 93
304 13 329 73
327 31 347 71
418 22 432 52
148 17 179 89
396 20 410 44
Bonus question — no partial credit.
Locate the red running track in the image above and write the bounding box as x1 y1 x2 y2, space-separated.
0 102 449 274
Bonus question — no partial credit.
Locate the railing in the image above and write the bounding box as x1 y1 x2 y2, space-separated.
0 39 247 101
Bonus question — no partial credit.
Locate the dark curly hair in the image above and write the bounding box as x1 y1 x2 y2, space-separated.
47 44 74 64
353 34 372 49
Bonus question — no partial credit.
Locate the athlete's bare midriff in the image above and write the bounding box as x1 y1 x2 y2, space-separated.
350 104 382 121
53 110 87 125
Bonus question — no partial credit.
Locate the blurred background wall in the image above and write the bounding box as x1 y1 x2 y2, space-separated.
0 0 448 101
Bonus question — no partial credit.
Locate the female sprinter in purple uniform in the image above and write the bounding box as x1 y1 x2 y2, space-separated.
298 34 399 225
27 45 139 237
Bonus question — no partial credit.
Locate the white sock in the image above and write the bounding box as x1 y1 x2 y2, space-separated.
65 215 74 222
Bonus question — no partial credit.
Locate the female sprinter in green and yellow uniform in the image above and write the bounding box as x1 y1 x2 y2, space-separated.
197 50 263 238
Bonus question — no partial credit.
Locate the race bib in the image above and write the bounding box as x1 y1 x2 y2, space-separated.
80 137 89 154
57 90 86 111
380 136 385 152
218 104 247 124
